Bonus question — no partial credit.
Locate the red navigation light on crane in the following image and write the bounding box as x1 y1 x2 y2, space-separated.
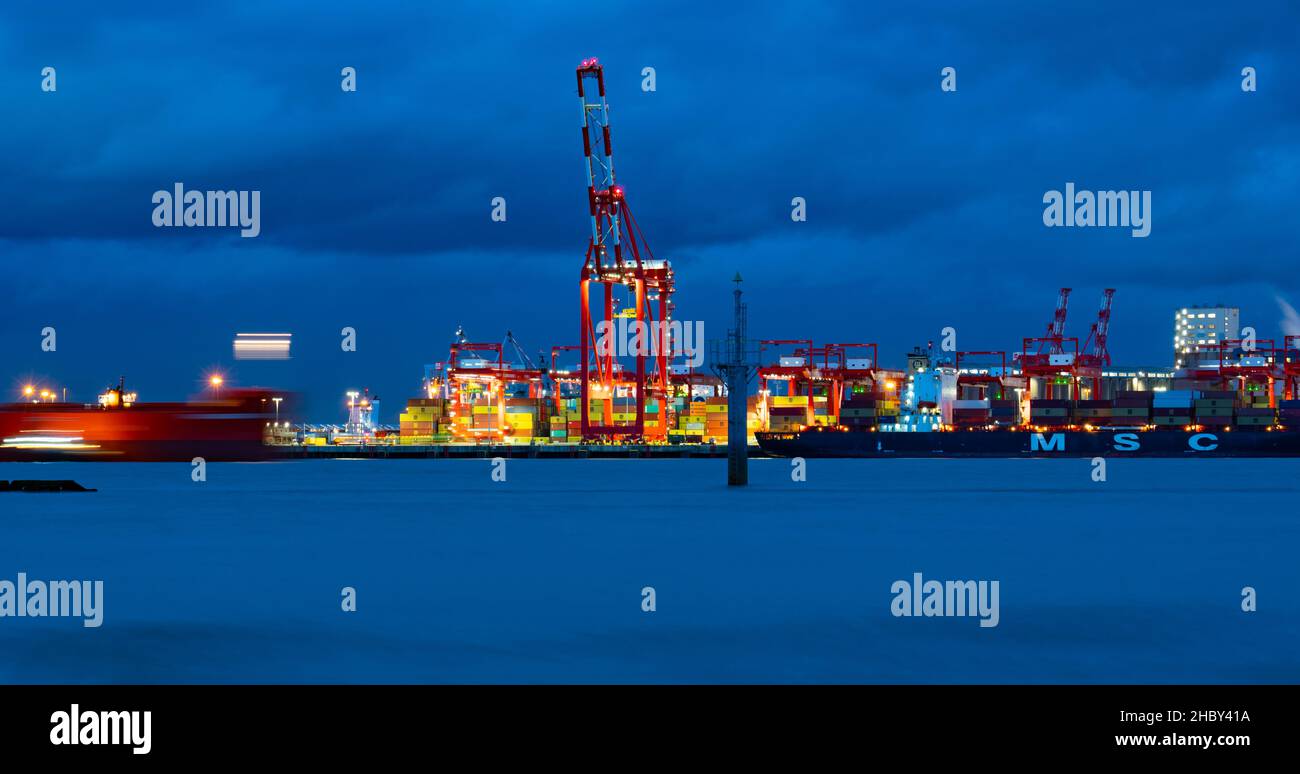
575 58 673 442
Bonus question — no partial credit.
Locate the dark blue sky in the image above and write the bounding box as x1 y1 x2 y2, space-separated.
2 2 1297 420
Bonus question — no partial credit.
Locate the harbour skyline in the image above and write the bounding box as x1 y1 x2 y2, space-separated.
1 2 1297 420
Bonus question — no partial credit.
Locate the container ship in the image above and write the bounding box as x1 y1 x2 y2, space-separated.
0 379 285 462
756 422 1300 459
755 341 1300 459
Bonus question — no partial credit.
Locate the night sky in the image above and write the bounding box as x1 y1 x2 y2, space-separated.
2 2 1297 421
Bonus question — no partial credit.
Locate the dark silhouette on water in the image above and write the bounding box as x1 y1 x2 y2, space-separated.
0 480 96 492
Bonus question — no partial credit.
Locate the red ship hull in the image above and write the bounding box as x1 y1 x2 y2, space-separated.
0 389 281 462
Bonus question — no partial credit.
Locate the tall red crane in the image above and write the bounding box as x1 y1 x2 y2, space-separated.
1043 287 1071 354
1076 289 1115 396
575 58 674 441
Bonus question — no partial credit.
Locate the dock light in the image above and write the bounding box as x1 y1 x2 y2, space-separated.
209 375 224 389
39 390 51 402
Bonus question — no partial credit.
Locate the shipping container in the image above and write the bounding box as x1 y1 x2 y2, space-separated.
1198 390 1236 400
1153 390 1195 408
1195 406 1234 417
1112 407 1150 418
1029 405 1071 418
1115 390 1153 402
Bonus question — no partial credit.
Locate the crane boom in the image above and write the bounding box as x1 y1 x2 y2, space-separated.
1081 289 1115 366
577 58 630 273
1043 287 1071 354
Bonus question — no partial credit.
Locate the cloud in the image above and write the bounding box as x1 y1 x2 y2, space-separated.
1 1 1299 418
1277 296 1300 338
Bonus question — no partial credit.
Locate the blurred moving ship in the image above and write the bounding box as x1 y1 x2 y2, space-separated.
0 378 287 461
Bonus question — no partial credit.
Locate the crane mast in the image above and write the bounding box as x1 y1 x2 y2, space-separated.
1043 287 1071 355
574 58 672 441
577 59 628 274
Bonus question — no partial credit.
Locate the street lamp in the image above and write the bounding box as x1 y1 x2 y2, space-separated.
346 391 359 432
272 396 282 422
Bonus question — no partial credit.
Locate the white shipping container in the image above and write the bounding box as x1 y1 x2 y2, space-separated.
1048 354 1075 366
670 365 692 375
779 357 806 367
846 358 874 370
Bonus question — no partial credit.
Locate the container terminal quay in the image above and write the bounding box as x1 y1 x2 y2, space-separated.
6 60 1300 461
275 290 1300 460
7 287 1300 461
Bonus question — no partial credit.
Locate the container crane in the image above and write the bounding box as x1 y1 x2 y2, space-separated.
1076 288 1115 397
1211 338 1279 406
1043 288 1071 354
575 58 673 442
445 336 545 443
1019 287 1081 400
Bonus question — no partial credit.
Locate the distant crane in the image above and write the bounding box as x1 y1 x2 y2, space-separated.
1076 289 1116 396
1019 287 1081 400
1042 287 1072 355
504 330 539 371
